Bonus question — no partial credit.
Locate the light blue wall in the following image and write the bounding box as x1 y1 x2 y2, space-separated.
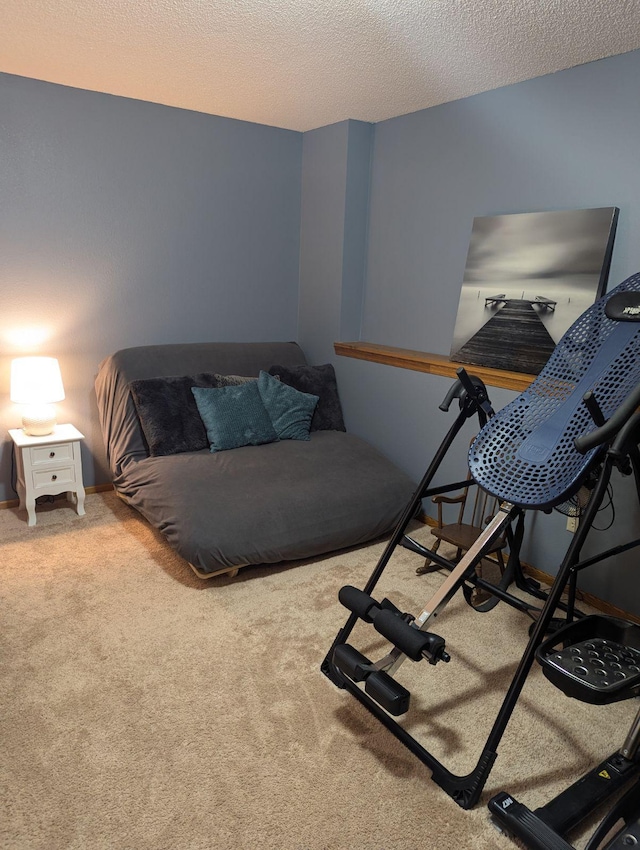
298 119 373 365
0 73 302 498
362 51 639 352
299 49 640 613
298 121 349 365
4 49 640 612
341 120 373 341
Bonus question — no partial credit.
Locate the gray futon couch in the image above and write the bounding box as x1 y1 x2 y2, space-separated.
95 341 415 577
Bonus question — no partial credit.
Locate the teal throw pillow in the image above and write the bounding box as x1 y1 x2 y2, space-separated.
192 382 278 452
257 371 319 441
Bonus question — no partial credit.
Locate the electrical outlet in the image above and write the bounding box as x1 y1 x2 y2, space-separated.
566 512 579 533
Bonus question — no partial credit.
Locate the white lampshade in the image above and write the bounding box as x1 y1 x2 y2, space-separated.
10 357 65 435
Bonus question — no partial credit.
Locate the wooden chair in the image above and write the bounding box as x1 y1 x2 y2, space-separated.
417 476 508 585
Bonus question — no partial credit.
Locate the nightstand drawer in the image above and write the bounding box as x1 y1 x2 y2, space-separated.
32 466 76 490
30 443 74 465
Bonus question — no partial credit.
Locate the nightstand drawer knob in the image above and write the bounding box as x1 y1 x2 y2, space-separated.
49 451 56 458
51 474 57 481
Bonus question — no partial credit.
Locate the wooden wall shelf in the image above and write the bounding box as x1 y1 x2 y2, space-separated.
334 341 535 392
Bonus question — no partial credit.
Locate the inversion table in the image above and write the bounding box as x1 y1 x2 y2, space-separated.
322 272 640 817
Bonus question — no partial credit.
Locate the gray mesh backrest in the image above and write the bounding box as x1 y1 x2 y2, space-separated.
469 273 640 509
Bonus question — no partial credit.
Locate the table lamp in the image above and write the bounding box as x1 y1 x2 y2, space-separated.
10 356 65 436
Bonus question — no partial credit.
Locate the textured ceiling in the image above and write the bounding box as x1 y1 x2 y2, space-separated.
2 0 640 131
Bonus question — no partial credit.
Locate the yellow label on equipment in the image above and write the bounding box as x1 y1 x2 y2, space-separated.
599 770 611 779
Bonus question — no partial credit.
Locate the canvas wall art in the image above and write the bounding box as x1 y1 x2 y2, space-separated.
449 207 619 375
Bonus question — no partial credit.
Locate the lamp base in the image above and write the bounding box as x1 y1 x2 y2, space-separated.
22 405 57 436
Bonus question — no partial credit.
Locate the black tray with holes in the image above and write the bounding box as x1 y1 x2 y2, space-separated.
536 615 640 705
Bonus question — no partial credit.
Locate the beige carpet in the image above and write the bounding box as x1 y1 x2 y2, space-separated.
0 492 635 850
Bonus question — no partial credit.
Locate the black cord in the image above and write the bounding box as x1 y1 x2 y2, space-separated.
591 483 615 532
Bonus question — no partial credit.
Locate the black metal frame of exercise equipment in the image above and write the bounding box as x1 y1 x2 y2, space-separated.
321 368 640 811
502 776 640 850
488 409 640 850
490 701 640 850
397 375 539 618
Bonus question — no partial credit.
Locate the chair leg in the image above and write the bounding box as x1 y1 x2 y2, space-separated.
416 538 442 574
467 553 508 608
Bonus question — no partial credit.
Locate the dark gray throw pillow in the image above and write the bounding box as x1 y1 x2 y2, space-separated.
267 363 346 432
130 372 253 457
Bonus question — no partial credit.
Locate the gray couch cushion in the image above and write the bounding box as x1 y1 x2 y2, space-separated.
115 431 415 574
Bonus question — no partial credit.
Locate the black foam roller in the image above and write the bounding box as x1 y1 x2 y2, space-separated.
373 609 430 660
338 585 379 623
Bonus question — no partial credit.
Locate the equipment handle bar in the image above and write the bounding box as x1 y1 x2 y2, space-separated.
439 373 466 412
575 381 640 454
439 368 492 414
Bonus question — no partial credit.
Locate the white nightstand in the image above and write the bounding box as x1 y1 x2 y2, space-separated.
9 424 86 527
